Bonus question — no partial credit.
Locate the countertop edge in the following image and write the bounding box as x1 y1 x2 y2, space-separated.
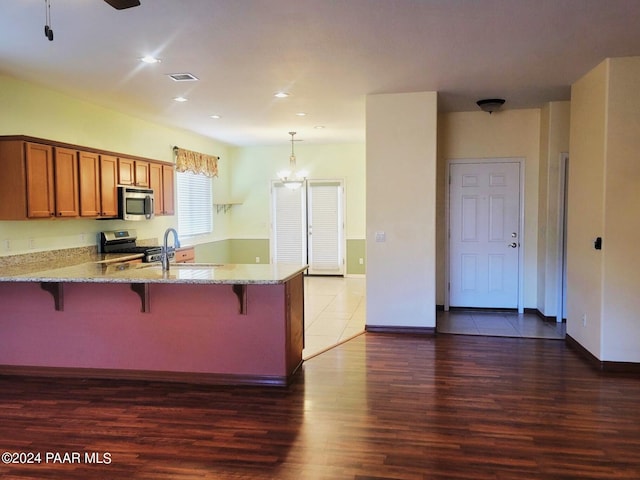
0 264 309 285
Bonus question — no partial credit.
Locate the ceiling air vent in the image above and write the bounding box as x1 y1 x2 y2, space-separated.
168 73 199 82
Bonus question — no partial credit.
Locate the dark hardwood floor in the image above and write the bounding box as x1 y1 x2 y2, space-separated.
1 333 639 479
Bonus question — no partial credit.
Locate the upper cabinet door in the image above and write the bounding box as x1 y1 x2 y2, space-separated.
54 147 80 217
100 155 118 217
162 164 175 215
134 160 150 187
149 162 163 214
25 142 55 218
118 157 134 185
78 151 101 217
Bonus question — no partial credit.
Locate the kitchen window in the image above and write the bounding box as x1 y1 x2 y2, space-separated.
176 171 213 237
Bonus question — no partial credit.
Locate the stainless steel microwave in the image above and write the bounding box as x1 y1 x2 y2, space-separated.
118 186 154 221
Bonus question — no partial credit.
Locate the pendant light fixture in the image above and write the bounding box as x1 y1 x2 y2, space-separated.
277 131 307 189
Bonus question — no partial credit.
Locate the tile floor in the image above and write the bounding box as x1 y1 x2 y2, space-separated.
437 309 566 339
303 275 366 359
302 276 566 359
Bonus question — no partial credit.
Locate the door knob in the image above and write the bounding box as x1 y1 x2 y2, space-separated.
508 242 518 248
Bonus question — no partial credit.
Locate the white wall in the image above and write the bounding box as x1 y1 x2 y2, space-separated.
601 57 640 362
567 56 640 363
366 92 437 329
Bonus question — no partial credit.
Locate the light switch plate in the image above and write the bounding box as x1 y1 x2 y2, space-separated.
375 231 386 243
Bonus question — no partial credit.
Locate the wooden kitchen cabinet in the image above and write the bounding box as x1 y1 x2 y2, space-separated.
78 152 118 218
53 147 80 217
99 155 119 217
0 135 178 221
119 157 150 187
135 160 150 187
0 141 80 219
78 151 101 217
175 246 195 263
149 162 175 215
162 164 175 215
118 157 135 185
25 142 55 218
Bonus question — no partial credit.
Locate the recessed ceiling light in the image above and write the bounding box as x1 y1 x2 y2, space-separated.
210 115 221 119
168 73 199 82
140 55 161 64
274 92 289 98
296 112 307 117
173 96 188 102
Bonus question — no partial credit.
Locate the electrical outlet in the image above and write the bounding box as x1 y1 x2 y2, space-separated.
582 314 587 327
255 256 260 263
359 258 364 265
2 239 10 252
28 238 35 249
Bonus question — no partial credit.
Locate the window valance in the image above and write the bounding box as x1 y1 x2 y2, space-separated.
173 146 219 177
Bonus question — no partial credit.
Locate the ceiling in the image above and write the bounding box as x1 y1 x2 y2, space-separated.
2 1 640 147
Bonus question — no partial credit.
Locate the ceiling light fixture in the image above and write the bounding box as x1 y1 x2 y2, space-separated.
210 115 221 119
274 92 289 98
296 112 307 117
476 98 505 114
173 96 188 102
277 132 307 189
140 55 161 64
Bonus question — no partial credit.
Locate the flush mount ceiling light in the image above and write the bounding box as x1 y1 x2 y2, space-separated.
476 98 505 114
104 0 141 9
274 92 290 98
173 96 188 102
210 114 221 119
277 132 307 189
140 55 161 64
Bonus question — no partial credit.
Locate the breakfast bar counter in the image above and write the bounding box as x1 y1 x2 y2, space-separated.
0 262 307 386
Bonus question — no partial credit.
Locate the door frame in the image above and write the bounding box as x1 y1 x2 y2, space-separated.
444 157 526 313
556 152 569 323
306 178 346 275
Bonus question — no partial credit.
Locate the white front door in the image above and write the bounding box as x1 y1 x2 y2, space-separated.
449 161 521 308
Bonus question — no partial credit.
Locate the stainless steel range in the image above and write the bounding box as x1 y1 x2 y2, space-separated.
100 230 172 263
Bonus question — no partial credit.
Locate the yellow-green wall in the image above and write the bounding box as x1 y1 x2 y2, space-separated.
0 74 231 256
226 142 366 272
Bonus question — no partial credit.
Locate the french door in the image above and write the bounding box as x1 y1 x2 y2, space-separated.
271 180 345 275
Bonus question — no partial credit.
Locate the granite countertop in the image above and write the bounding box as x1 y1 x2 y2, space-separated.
0 261 308 285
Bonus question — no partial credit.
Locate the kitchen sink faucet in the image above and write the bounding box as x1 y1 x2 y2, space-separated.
162 228 181 271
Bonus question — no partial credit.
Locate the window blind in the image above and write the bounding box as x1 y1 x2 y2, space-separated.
177 171 213 237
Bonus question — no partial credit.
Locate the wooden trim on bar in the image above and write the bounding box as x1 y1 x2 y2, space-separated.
0 364 292 387
366 325 436 336
232 284 248 315
40 282 64 311
130 283 150 313
566 334 640 373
